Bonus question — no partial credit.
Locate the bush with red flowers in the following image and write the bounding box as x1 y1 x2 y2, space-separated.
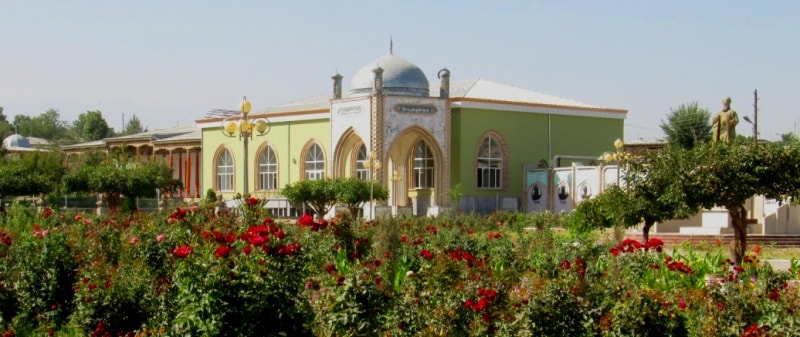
0 205 798 336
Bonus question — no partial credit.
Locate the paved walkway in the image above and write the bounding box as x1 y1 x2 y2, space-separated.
766 259 794 272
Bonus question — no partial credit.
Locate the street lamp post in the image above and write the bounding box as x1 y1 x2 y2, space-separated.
743 116 757 146
241 98 251 196
603 138 625 186
221 96 271 197
362 151 381 219
391 170 401 215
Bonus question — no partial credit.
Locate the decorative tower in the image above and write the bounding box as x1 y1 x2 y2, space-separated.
331 73 343 99
438 68 450 99
373 66 384 95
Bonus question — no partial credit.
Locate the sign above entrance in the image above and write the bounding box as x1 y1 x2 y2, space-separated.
337 105 363 116
393 104 437 114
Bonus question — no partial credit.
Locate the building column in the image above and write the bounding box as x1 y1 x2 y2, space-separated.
185 151 191 199
194 149 201 198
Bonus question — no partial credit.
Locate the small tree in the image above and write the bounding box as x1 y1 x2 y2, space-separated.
631 141 800 264
620 145 701 242
281 179 338 220
63 159 178 212
0 151 66 197
335 177 389 217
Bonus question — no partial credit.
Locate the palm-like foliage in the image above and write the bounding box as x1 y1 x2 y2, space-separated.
660 101 712 149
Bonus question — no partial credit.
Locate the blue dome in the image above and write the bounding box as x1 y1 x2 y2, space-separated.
350 54 430 97
2 134 30 149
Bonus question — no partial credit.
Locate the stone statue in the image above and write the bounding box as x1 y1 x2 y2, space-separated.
712 97 738 143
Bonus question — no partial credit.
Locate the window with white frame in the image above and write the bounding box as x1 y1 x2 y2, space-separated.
216 149 234 191
477 136 502 189
257 146 278 190
355 144 369 180
412 141 434 188
304 143 325 180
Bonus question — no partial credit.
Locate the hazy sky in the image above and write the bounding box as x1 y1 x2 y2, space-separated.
2 1 798 142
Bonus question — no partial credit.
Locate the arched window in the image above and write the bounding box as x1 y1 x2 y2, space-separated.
216 148 234 191
304 143 325 180
477 136 503 189
355 144 369 180
257 146 278 190
412 141 434 188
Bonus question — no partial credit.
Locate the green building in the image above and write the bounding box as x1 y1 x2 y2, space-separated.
196 52 626 217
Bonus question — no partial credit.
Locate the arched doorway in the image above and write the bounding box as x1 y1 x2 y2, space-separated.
386 126 446 216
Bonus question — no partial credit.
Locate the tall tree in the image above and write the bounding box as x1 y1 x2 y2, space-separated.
121 115 147 136
73 110 113 141
0 107 14 141
778 132 799 145
13 109 69 140
660 102 712 149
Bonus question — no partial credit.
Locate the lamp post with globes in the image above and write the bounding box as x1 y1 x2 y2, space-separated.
220 97 271 197
603 138 625 186
362 151 382 219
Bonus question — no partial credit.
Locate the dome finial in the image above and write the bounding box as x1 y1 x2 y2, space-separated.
389 36 393 55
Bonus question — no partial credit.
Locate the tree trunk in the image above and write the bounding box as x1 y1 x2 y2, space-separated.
642 218 655 243
728 206 748 266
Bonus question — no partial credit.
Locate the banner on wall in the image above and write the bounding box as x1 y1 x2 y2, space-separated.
525 169 549 212
553 169 573 213
574 166 601 204
602 165 627 189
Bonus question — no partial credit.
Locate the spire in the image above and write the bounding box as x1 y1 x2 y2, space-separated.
389 36 393 55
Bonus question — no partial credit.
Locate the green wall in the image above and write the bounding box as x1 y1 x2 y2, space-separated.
451 107 623 199
200 107 622 204
201 118 330 198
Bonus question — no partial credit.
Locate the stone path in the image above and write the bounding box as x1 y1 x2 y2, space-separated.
766 259 794 272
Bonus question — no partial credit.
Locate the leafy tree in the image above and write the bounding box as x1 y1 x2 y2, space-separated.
0 151 67 197
631 141 800 265
121 115 147 136
659 102 712 149
62 159 179 212
281 179 339 220
13 109 69 141
73 110 113 141
618 145 702 242
0 107 14 141
778 132 799 145
334 177 389 216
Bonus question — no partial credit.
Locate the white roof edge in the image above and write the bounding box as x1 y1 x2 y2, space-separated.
196 111 330 129
453 100 626 119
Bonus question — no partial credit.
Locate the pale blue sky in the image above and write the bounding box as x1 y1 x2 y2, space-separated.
1 1 798 141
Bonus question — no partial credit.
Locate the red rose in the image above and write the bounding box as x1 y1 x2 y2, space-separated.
214 245 231 258
172 245 193 258
249 236 267 246
325 263 337 273
298 213 314 226
419 249 434 260
472 298 491 311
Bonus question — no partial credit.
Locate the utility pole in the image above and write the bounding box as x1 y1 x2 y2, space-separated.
753 89 759 146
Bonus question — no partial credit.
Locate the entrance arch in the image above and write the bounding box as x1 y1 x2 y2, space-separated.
386 126 446 211
332 127 366 179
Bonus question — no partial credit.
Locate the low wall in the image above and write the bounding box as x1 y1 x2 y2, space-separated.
458 196 519 215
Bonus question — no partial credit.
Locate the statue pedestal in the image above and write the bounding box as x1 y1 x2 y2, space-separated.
679 208 728 235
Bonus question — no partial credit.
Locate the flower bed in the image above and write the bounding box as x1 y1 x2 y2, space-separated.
0 203 798 336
